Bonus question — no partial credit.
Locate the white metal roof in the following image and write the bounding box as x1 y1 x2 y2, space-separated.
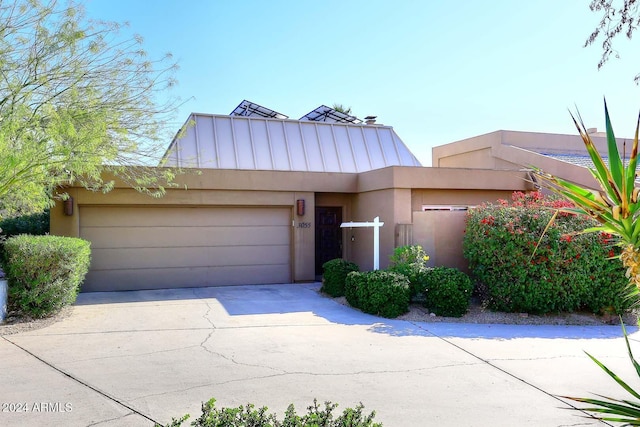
163 113 422 172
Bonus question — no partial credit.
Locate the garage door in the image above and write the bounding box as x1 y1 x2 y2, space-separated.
79 206 291 291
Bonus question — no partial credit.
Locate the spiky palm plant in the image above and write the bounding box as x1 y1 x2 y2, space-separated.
532 101 640 424
533 102 640 290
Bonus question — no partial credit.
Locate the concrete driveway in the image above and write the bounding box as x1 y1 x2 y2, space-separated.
0 283 637 426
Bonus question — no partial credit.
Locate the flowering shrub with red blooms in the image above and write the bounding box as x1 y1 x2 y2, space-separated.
463 191 632 314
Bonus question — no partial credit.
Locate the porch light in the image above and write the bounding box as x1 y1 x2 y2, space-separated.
63 197 74 216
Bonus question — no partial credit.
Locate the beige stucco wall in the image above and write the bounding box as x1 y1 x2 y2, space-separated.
413 210 468 271
345 167 532 271
431 129 624 191
409 189 520 271
293 191 315 281
432 132 502 168
348 188 411 271
51 165 533 289
52 169 336 283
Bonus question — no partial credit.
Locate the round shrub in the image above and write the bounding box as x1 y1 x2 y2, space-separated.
321 258 359 297
388 244 430 299
463 191 632 315
346 270 410 318
345 270 365 308
421 267 473 317
4 235 91 318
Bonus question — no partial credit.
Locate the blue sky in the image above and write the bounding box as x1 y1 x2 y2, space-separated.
84 0 640 166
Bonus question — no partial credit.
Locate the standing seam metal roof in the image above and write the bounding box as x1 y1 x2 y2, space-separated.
163 113 422 172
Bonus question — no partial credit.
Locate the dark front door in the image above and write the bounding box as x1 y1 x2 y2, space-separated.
315 207 343 275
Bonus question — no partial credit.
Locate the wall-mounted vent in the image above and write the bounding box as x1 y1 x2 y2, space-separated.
421 205 470 211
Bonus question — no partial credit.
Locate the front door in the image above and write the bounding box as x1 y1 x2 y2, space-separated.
315 207 343 275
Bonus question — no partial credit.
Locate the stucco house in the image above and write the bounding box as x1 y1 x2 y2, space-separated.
51 101 531 292
432 128 624 190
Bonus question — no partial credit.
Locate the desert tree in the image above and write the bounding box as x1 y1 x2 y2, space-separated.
0 0 183 218
586 0 640 82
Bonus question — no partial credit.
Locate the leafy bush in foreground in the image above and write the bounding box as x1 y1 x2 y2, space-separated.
159 398 382 427
421 267 473 317
345 270 409 318
4 235 90 318
321 258 359 297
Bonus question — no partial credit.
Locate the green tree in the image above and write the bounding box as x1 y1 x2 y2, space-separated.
0 0 182 218
332 103 353 115
586 0 640 82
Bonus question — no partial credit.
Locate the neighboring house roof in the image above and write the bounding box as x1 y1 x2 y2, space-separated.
431 129 637 189
163 110 422 173
532 152 597 169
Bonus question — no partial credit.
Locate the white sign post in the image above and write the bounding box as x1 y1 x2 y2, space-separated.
340 216 385 270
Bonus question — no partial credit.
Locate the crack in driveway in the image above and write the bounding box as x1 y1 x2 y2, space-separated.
129 361 482 402
1 335 162 426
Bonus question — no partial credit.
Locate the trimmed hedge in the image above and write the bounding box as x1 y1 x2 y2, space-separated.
3 235 91 318
0 210 49 238
321 258 359 297
160 398 382 427
421 267 473 317
345 270 410 318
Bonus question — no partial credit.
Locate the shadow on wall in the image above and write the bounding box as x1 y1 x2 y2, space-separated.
74 282 633 340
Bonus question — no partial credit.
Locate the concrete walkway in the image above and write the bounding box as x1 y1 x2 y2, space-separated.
0 283 637 426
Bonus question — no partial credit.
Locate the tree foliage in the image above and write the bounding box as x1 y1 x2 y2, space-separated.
586 0 640 82
332 103 353 115
0 0 182 218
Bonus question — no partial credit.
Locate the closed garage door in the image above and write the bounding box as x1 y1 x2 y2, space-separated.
80 206 291 291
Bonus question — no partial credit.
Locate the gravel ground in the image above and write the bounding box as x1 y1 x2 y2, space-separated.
0 306 74 335
330 294 638 326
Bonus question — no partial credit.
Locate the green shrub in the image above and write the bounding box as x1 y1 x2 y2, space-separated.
388 245 429 299
345 270 365 308
463 191 631 314
321 258 359 297
0 210 49 263
159 398 382 427
0 210 49 238
421 267 473 317
345 270 409 318
4 235 91 318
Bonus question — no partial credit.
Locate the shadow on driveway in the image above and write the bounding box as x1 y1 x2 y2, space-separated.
75 282 634 340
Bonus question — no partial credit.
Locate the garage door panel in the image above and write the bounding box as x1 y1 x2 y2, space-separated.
85 264 291 291
82 225 290 249
81 207 289 227
91 245 290 270
79 206 291 291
